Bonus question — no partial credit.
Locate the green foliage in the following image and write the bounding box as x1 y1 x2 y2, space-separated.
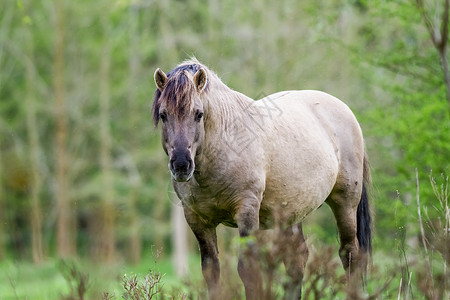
339 0 450 243
0 3 449 298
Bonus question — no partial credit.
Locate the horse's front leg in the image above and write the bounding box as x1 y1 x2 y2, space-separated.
236 201 263 300
184 210 220 299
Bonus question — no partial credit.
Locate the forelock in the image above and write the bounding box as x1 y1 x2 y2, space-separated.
152 63 208 126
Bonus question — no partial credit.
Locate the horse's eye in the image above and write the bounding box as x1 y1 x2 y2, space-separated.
195 111 204 122
160 112 167 123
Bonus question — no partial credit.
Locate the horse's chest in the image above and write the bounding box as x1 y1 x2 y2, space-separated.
188 198 237 227
177 188 238 226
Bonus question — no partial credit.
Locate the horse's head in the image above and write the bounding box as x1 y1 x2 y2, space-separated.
152 64 208 182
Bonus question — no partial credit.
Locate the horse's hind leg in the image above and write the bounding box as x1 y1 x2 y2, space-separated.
281 223 309 300
327 188 362 275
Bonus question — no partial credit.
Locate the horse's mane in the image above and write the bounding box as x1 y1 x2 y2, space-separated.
152 59 213 126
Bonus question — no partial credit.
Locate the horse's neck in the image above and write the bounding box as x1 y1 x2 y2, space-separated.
196 85 256 174
203 84 254 133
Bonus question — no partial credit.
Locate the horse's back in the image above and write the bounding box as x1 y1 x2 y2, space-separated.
257 90 364 227
260 90 363 166
259 90 357 121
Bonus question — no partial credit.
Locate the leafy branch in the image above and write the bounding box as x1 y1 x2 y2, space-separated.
415 0 450 112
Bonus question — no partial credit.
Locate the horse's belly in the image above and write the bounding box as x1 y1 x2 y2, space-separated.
260 148 338 228
260 178 335 228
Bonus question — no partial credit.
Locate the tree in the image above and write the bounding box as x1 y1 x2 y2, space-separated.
23 0 44 264
350 0 450 234
54 0 75 257
415 0 450 111
97 7 116 263
171 202 188 277
0 132 4 260
126 3 142 264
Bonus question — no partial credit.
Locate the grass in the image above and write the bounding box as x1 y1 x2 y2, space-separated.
0 253 202 300
1 175 448 299
0 259 68 299
0 238 447 299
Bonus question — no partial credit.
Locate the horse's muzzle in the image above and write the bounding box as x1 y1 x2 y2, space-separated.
169 153 194 182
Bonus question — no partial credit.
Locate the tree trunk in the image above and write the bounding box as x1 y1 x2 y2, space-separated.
128 188 141 264
152 0 180 255
153 162 168 257
99 13 115 263
0 0 15 262
54 0 75 258
171 202 188 277
127 3 141 264
0 132 4 260
24 3 44 263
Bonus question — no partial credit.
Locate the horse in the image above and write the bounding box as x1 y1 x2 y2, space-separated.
152 59 372 300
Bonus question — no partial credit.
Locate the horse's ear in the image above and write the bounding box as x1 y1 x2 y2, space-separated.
193 68 208 93
154 68 167 91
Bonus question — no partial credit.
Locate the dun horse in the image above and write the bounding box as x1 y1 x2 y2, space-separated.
152 59 372 299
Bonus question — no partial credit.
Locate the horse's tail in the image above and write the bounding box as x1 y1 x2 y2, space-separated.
356 151 372 257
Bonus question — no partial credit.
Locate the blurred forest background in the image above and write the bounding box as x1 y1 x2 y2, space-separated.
0 0 449 298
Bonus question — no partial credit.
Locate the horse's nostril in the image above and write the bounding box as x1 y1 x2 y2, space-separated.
170 150 193 174
172 159 190 173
